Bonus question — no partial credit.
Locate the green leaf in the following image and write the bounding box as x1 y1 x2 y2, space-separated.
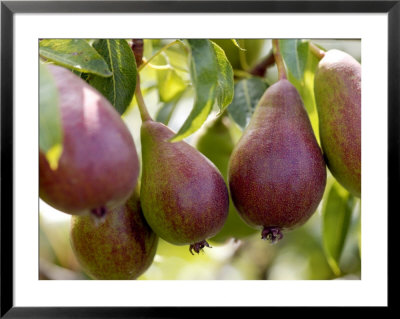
162 42 190 74
286 41 320 143
153 53 187 102
212 42 234 112
88 39 137 115
155 101 176 125
155 91 185 125
231 39 246 51
354 199 361 258
322 181 355 276
39 63 63 169
227 77 269 130
39 39 112 77
279 39 309 81
170 39 218 141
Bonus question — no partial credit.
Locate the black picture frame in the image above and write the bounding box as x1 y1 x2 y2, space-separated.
1 1 396 317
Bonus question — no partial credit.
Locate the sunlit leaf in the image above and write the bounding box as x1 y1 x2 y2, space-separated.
39 63 63 169
153 53 187 102
212 42 234 112
88 39 137 115
170 39 218 141
322 181 355 276
45 144 63 170
279 39 309 81
286 41 320 143
39 39 112 77
163 43 190 75
227 77 268 130
231 39 246 51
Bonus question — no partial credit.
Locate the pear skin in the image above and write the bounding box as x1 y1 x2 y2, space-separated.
228 79 327 242
70 186 158 280
140 120 229 254
314 49 361 197
40 65 139 216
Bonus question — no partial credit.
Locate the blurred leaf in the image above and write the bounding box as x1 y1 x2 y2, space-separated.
237 39 250 70
89 39 137 115
228 77 268 130
143 39 154 60
170 39 218 141
155 91 185 125
270 220 335 280
153 53 186 102
39 39 112 77
40 214 83 274
39 63 63 169
279 39 309 81
163 43 190 74
155 101 175 125
231 39 246 51
212 42 234 112
322 181 355 276
354 199 361 258
39 215 58 264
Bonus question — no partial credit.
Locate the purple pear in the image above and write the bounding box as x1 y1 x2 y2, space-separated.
40 65 139 216
140 119 229 254
228 79 327 242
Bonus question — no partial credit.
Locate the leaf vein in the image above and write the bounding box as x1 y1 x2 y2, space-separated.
242 81 252 113
106 39 117 105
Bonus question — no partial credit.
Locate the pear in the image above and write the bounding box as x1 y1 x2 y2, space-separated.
194 115 257 243
140 119 229 254
70 185 158 280
40 65 139 216
228 79 327 242
314 49 361 197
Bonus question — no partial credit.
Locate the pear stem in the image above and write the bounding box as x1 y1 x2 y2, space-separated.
272 39 287 80
238 39 250 71
90 206 107 218
135 74 152 122
309 42 326 60
249 50 275 77
131 39 144 67
189 240 211 255
233 69 254 79
261 226 283 244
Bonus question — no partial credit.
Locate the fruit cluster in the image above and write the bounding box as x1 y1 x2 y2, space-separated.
39 41 361 280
